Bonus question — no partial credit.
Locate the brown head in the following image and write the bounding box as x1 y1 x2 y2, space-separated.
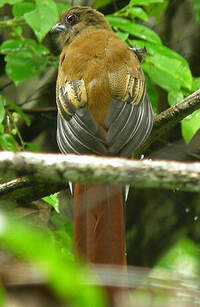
51 6 111 49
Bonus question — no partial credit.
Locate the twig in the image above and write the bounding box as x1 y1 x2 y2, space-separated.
0 175 66 203
21 107 57 114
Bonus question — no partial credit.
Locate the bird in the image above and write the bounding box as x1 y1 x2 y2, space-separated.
52 6 153 266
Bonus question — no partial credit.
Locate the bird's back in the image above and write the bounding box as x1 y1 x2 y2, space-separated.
57 28 144 128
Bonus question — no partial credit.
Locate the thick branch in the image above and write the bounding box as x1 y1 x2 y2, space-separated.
0 152 200 194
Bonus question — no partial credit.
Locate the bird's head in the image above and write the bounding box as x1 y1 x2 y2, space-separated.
51 6 111 48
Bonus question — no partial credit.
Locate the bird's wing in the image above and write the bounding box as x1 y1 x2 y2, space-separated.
105 63 153 157
105 95 153 157
56 79 108 155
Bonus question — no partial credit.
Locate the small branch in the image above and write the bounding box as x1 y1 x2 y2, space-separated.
0 176 66 203
21 107 57 114
0 18 25 28
137 89 200 155
0 152 200 193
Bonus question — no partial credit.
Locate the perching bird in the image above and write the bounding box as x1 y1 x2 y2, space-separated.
52 6 153 266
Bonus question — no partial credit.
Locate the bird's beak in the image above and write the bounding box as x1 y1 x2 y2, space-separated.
51 22 66 32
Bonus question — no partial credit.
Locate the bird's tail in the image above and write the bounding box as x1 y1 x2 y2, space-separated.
73 184 126 265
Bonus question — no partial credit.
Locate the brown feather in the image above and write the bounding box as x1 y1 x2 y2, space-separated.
58 28 145 128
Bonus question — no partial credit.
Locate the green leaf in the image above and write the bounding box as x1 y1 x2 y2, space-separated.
128 7 149 22
0 0 21 8
181 109 200 143
24 0 59 42
50 211 72 233
133 40 192 73
133 40 192 90
25 142 39 152
0 96 5 123
53 230 73 260
56 2 71 15
130 0 164 5
93 0 112 9
12 2 35 17
192 77 200 92
0 39 24 54
0 124 4 134
43 193 59 211
115 31 129 41
5 48 43 83
146 0 169 22
4 97 31 126
148 54 192 91
0 38 49 55
145 74 158 114
188 0 200 22
0 134 18 151
168 90 184 106
10 26 23 38
0 39 49 84
157 237 200 275
106 16 161 44
142 61 181 91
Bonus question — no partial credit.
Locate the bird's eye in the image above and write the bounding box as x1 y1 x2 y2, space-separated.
65 14 76 25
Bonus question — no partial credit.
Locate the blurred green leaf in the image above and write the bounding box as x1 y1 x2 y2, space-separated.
0 39 49 84
146 0 169 22
0 124 4 134
0 96 5 124
0 38 49 55
12 2 35 17
94 0 112 9
10 26 23 37
0 0 21 8
25 142 39 152
50 210 73 235
56 2 71 15
53 230 74 261
4 97 31 126
106 16 161 44
0 283 6 306
181 109 200 143
0 134 18 151
188 0 200 22
128 7 149 22
157 237 200 275
130 0 164 5
0 215 106 307
0 39 23 54
192 77 200 92
24 0 59 42
168 90 184 106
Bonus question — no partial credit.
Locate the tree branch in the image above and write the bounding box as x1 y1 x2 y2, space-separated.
0 152 200 195
136 89 200 155
0 176 66 204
